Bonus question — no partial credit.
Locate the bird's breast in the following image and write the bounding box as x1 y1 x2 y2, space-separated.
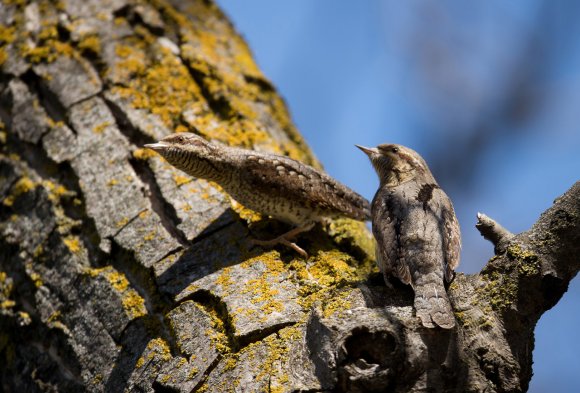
222 182 318 226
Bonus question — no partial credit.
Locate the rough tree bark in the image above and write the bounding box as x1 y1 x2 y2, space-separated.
0 1 578 392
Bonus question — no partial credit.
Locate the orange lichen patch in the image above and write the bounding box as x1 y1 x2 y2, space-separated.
321 290 354 318
112 40 148 79
242 276 283 317
110 28 202 129
116 217 130 228
0 300 16 309
174 124 189 133
229 199 262 223
143 230 156 242
239 325 299 390
136 338 172 368
21 24 75 64
215 267 234 293
0 24 16 66
77 34 101 56
0 25 16 45
122 290 147 319
93 121 112 134
86 266 147 319
0 271 14 306
173 173 190 186
224 253 289 320
46 118 65 129
0 49 7 67
63 235 82 254
42 180 74 203
24 262 44 288
3 176 36 207
132 148 158 160
204 314 230 355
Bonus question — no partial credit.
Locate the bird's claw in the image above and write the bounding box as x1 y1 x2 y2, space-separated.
249 223 314 258
251 236 309 259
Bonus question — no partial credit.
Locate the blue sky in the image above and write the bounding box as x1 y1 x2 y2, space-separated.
217 1 580 391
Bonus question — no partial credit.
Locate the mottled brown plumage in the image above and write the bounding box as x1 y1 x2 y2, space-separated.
357 143 460 329
145 133 370 256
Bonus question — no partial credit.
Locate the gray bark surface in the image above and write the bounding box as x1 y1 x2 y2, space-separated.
1 1 578 392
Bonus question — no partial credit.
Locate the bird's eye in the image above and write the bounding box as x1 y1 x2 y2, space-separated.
392 147 399 153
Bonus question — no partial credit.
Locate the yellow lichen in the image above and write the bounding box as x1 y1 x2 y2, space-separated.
229 199 262 223
86 267 147 319
476 244 540 313
215 268 234 292
0 25 16 45
0 300 16 309
21 37 74 64
77 34 101 56
122 290 147 319
43 180 72 202
322 291 353 318
132 148 157 160
93 121 112 134
143 230 156 241
0 49 7 67
63 235 82 254
3 176 36 206
116 217 130 228
147 338 172 361
0 25 16 67
173 173 190 186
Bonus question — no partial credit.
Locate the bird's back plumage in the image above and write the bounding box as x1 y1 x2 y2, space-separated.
224 147 371 224
372 179 459 329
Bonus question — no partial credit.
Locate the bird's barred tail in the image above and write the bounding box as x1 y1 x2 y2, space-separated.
413 274 455 329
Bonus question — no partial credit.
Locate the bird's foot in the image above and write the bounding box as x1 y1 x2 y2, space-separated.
251 237 309 258
250 223 315 258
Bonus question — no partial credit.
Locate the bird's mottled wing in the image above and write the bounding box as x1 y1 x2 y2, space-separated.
434 188 461 283
371 190 411 284
241 152 371 221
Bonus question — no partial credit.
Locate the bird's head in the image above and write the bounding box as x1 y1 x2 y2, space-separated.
145 133 222 180
356 143 433 186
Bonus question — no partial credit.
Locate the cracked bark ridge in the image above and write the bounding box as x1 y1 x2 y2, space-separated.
1 0 579 392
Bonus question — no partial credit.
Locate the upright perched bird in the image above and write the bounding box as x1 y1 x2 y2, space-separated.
145 133 370 257
357 143 460 329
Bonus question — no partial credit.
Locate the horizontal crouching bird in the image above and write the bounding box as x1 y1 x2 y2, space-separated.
145 133 370 257
357 143 461 329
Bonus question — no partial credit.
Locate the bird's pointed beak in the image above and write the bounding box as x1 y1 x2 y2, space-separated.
355 144 377 156
144 142 168 151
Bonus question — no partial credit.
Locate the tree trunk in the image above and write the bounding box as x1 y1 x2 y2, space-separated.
0 1 578 392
